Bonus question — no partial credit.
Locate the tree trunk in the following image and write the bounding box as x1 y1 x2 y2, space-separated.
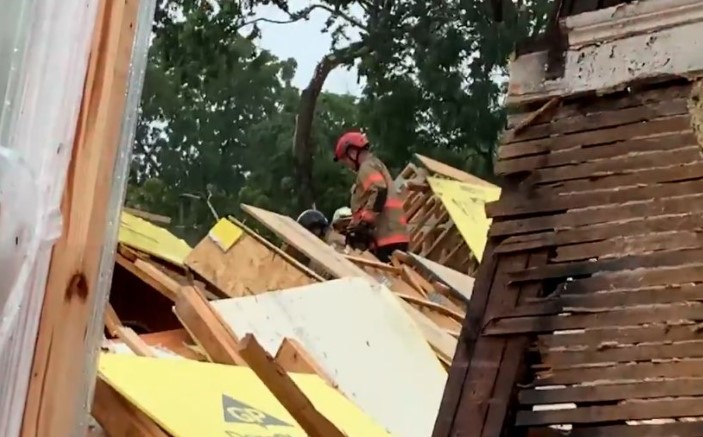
293 42 365 211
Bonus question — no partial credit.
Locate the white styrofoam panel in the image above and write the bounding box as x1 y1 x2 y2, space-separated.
212 277 448 437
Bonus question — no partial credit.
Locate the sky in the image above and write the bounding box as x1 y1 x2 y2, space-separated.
252 1 363 96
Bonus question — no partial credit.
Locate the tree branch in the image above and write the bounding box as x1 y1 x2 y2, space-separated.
237 4 368 32
292 41 367 209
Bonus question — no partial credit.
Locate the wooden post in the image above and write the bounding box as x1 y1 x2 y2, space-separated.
21 0 147 435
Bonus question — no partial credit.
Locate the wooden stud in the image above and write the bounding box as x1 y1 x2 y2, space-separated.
22 0 142 434
173 286 246 365
92 378 168 437
237 334 346 437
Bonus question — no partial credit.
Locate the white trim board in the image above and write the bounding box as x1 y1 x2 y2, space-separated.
507 0 703 105
212 277 448 437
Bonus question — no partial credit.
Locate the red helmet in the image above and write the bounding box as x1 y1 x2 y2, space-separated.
333 131 369 162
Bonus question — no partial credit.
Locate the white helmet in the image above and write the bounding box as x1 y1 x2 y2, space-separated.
332 206 352 223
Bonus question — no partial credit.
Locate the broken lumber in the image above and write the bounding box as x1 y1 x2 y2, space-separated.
92 378 168 437
237 334 346 437
173 286 245 365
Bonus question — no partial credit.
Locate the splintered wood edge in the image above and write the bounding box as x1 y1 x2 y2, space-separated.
237 334 346 437
173 286 246 366
92 378 169 437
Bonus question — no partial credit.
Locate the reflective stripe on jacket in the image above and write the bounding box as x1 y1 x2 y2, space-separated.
350 153 409 248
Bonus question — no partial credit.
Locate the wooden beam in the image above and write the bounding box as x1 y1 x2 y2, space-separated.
173 286 246 365
122 206 171 225
116 253 179 301
507 0 703 104
92 378 168 437
238 334 346 437
115 327 157 358
274 338 337 388
104 303 123 338
21 0 144 435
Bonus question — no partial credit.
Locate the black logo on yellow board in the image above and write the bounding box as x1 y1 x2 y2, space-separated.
222 394 293 428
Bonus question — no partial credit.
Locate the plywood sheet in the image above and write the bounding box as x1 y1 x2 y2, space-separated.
186 218 317 298
242 204 367 279
98 353 390 437
409 253 474 302
212 277 447 437
241 204 458 358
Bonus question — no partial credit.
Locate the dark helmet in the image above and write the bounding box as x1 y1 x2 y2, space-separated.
296 209 329 238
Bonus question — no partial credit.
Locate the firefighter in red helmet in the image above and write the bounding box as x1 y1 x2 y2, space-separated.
333 131 409 262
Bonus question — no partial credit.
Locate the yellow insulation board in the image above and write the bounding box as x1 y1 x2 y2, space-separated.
118 211 191 266
98 353 392 437
428 177 501 261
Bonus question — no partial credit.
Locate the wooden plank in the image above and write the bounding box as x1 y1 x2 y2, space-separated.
531 143 700 184
538 323 703 349
408 253 474 303
274 338 336 387
538 161 703 196
122 207 171 225
140 329 203 361
173 285 245 365
544 340 703 368
448 254 531 436
507 82 692 129
345 254 400 273
489 194 703 238
561 263 703 295
520 378 703 405
516 397 703 426
489 178 703 218
415 154 496 188
104 304 123 337
552 230 703 262
21 0 143 435
509 98 689 142
115 254 180 301
508 248 703 283
529 423 703 437
535 359 703 386
496 134 699 176
496 212 703 254
517 284 703 314
498 115 691 160
431 243 500 437
486 303 703 335
91 378 168 437
237 334 346 437
115 327 157 358
482 252 548 436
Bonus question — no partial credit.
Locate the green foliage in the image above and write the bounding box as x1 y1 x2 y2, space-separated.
128 0 554 243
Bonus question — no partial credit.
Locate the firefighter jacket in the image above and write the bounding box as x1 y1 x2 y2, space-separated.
350 153 410 248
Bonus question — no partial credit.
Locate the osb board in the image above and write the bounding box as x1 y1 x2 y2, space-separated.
435 81 703 436
241 204 458 359
212 277 447 437
185 219 317 298
98 353 390 437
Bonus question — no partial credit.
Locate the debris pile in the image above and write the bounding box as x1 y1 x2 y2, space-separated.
91 154 498 437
